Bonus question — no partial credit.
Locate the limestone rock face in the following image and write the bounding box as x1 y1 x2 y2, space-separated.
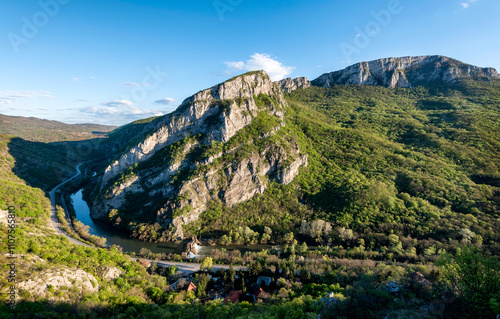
165 142 308 239
90 71 308 239
312 56 500 88
18 268 99 299
100 71 285 187
276 77 311 93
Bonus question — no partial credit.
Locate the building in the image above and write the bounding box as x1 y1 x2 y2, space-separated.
224 290 243 304
186 282 197 292
256 276 272 286
255 288 270 301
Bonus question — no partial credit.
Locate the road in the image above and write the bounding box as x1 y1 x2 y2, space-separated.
48 163 91 247
134 259 247 275
49 164 246 273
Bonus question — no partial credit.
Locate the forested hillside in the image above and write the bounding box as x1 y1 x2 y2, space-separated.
1 70 499 319
190 79 500 260
0 114 116 143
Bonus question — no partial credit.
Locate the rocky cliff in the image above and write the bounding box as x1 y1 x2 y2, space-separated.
90 71 308 240
312 55 500 88
276 77 311 93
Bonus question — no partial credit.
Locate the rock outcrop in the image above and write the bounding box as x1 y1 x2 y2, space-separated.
276 77 311 93
100 71 285 187
90 71 308 240
18 268 99 299
96 266 123 281
312 55 500 88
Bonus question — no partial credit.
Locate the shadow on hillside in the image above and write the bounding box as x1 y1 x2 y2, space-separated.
7 137 107 191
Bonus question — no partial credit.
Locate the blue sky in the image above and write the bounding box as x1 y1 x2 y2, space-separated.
1 0 499 125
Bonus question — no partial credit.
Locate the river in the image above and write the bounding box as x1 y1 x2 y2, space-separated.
70 189 278 255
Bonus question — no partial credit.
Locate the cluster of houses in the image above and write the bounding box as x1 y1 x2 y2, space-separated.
170 273 273 303
135 237 278 303
138 259 275 304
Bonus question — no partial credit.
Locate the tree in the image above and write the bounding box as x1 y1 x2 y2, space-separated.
250 261 263 276
200 257 213 271
229 264 236 283
148 287 163 304
196 273 210 298
299 242 308 254
150 261 158 274
283 232 294 244
261 232 271 244
440 247 500 317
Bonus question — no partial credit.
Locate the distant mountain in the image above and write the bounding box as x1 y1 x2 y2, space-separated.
0 114 117 143
312 55 500 88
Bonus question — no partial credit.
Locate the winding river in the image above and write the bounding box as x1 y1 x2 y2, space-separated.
70 190 277 255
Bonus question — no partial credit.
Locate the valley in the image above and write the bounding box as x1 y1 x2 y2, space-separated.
1 55 499 318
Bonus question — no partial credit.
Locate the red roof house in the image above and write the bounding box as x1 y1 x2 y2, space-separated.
224 290 243 304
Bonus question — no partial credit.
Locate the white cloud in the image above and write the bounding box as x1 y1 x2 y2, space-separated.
72 77 81 82
461 0 479 9
0 90 54 104
77 99 92 102
225 61 245 70
155 98 176 105
79 105 165 125
225 53 295 81
102 100 134 107
123 82 141 87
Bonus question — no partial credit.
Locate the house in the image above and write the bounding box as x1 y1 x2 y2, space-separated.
187 282 197 292
224 290 243 304
255 288 270 301
256 276 272 287
138 260 151 268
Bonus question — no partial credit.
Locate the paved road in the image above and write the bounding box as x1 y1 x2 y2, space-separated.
134 259 247 274
48 164 91 247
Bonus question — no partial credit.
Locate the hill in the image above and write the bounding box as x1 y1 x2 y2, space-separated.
0 114 116 143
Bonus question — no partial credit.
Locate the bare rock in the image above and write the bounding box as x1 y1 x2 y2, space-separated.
96 266 123 281
276 77 311 93
312 55 500 88
18 267 99 299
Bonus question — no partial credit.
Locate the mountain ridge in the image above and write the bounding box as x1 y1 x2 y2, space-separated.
311 55 500 88
84 55 500 242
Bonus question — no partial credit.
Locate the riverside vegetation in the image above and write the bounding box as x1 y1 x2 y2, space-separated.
1 56 500 318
